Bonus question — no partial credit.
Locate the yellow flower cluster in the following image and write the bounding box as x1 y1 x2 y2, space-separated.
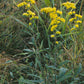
62 2 82 32
40 7 64 44
69 13 82 31
40 7 56 14
55 41 59 44
56 10 62 15
75 14 82 18
69 18 76 22
23 13 29 16
17 2 27 7
51 25 58 31
68 11 75 15
62 2 76 9
17 0 38 25
17 0 35 8
56 31 61 34
25 3 30 9
40 7 65 32
27 10 36 16
75 24 79 28
76 20 82 24
70 28 76 31
26 0 35 4
29 22 32 26
51 34 55 38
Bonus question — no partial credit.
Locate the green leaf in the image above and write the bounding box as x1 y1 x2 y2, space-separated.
19 76 44 84
40 40 43 49
48 66 59 70
57 69 73 84
44 0 51 6
27 74 41 79
5 60 13 63
74 63 82 76
10 16 28 28
59 60 71 66
10 72 14 78
57 74 72 84
23 49 33 52
59 67 68 77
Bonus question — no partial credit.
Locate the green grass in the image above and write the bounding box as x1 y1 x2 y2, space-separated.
0 0 84 84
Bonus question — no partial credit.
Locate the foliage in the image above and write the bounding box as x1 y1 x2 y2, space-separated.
0 0 84 84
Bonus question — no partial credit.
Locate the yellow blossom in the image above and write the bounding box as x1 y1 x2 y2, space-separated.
49 13 57 19
30 16 39 20
60 18 65 23
68 11 75 15
51 35 55 38
51 25 58 31
69 18 74 22
50 19 60 26
62 2 76 9
68 12 73 15
27 0 35 4
29 22 32 26
25 3 30 9
56 10 62 15
72 11 75 14
34 16 39 19
71 28 76 31
55 41 59 44
56 31 61 34
30 0 35 4
40 7 56 14
17 2 27 7
75 14 82 18
75 24 79 28
23 13 29 16
76 20 82 23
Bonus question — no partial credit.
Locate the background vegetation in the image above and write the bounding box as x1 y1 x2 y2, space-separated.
0 0 84 84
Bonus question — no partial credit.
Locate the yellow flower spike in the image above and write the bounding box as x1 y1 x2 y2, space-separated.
56 31 61 34
56 10 62 15
23 13 29 16
75 14 82 18
60 18 65 23
27 10 36 16
68 12 73 15
25 3 30 9
69 18 74 22
34 16 39 19
50 19 56 26
30 0 35 4
52 7 56 12
68 11 75 15
17 2 27 7
30 16 39 20
51 25 58 31
50 35 55 38
62 1 76 9
75 24 79 28
71 28 76 31
29 22 32 26
76 20 82 23
49 13 57 19
27 0 35 4
72 11 75 14
55 41 59 44
40 7 56 14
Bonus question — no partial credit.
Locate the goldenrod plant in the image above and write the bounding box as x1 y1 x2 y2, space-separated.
0 0 84 84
